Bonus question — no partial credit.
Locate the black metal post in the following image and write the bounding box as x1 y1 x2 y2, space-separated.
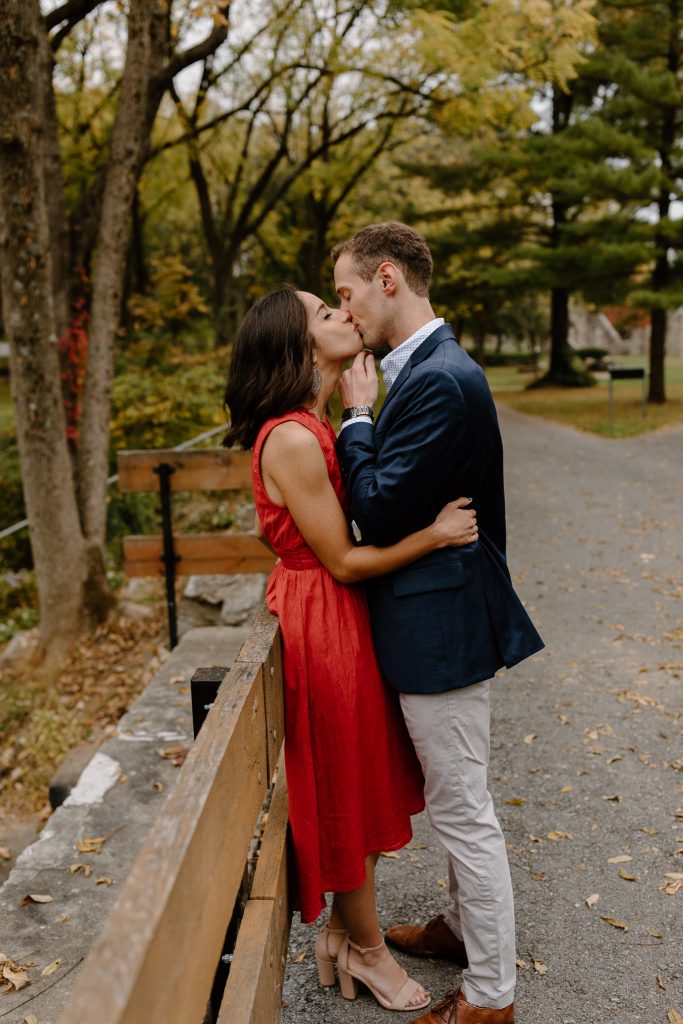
154 463 179 648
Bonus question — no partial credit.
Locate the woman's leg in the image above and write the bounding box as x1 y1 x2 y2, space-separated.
331 854 429 1008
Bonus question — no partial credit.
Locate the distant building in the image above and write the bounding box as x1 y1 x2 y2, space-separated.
569 302 683 357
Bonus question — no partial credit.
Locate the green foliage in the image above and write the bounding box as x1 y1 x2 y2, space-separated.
0 570 38 643
111 347 226 453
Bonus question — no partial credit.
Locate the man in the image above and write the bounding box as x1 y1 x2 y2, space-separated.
333 222 543 1024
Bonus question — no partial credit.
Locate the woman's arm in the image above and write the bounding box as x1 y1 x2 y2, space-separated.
254 510 275 554
261 422 476 585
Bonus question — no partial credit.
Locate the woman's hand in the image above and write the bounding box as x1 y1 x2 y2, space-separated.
432 497 478 548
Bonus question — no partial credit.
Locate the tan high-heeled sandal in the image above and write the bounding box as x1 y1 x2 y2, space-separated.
337 936 431 1011
314 922 348 986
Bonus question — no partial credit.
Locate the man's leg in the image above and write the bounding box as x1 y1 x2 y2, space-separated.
400 680 515 1010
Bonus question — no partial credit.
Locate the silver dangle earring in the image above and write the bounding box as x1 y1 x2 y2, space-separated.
312 366 322 397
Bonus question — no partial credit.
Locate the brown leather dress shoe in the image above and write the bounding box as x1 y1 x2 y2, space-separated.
406 988 515 1024
385 915 468 966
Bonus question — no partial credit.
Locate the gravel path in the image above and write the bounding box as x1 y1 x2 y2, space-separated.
282 407 683 1024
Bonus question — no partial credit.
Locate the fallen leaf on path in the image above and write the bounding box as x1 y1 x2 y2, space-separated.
601 916 629 931
532 958 547 976
1 962 29 991
158 745 188 766
641 828 658 835
528 835 543 844
667 1011 683 1024
21 894 53 905
607 755 622 765
665 880 682 895
77 836 106 854
559 785 573 793
380 851 400 859
437 878 447 888
618 869 636 881
646 928 663 938
290 951 306 964
607 855 632 863
602 794 621 802
505 799 525 806
657 973 667 990
585 894 599 908
24 1015 38 1024
118 773 128 784
96 877 114 886
547 831 573 840
57 914 71 925
515 958 528 970
406 842 427 850
0 846 10 861
152 780 164 792
41 959 61 976
524 734 537 744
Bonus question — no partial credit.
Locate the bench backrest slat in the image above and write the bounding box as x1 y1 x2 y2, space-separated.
117 449 252 493
123 533 277 577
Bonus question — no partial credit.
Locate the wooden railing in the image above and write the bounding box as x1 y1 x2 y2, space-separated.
117 447 277 646
58 606 290 1024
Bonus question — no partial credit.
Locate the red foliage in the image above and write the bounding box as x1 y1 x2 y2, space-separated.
58 279 89 449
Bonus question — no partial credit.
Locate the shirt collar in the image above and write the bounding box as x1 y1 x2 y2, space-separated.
379 318 445 392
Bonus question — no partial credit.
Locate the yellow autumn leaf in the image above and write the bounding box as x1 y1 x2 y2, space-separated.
28 894 53 903
559 785 573 793
601 916 629 931
607 854 632 863
42 959 61 976
532 958 547 976
657 973 667 990
618 869 636 881
24 1014 38 1024
547 831 573 840
664 873 683 880
524 734 537 744
290 951 306 963
667 1011 683 1024
505 798 525 805
665 880 682 895
96 877 114 886
380 851 400 859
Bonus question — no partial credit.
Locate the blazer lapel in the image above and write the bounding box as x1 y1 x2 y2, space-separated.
375 323 456 427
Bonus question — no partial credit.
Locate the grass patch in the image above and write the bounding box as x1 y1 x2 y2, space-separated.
487 358 683 437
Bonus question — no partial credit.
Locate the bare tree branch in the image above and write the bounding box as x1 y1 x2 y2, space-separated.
156 1 231 87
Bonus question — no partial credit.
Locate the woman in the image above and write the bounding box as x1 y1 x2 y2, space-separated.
223 287 478 1013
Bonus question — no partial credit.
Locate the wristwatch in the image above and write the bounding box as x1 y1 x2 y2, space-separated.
341 405 374 423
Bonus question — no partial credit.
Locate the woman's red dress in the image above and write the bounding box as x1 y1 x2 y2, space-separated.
252 409 425 923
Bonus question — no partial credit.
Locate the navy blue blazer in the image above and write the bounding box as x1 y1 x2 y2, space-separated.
336 323 544 694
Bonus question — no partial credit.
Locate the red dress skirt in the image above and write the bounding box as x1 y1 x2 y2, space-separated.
252 409 425 923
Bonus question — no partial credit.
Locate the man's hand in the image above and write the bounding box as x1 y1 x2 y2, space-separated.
340 350 379 409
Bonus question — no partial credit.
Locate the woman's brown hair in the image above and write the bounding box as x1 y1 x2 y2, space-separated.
223 287 316 450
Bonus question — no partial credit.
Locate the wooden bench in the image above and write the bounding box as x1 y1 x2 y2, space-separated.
117 448 276 645
58 606 290 1024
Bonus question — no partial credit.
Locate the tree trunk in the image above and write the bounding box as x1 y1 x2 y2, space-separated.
473 324 486 367
76 0 167 555
549 286 571 376
0 0 93 661
648 305 667 404
213 262 239 347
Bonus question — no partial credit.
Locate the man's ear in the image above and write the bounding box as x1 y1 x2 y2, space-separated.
378 261 399 295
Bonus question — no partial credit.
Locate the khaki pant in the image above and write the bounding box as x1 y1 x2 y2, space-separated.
400 680 516 1009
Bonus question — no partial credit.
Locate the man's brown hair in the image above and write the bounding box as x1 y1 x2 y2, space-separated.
331 221 433 297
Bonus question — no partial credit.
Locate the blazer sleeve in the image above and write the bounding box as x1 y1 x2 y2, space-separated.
336 368 466 546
